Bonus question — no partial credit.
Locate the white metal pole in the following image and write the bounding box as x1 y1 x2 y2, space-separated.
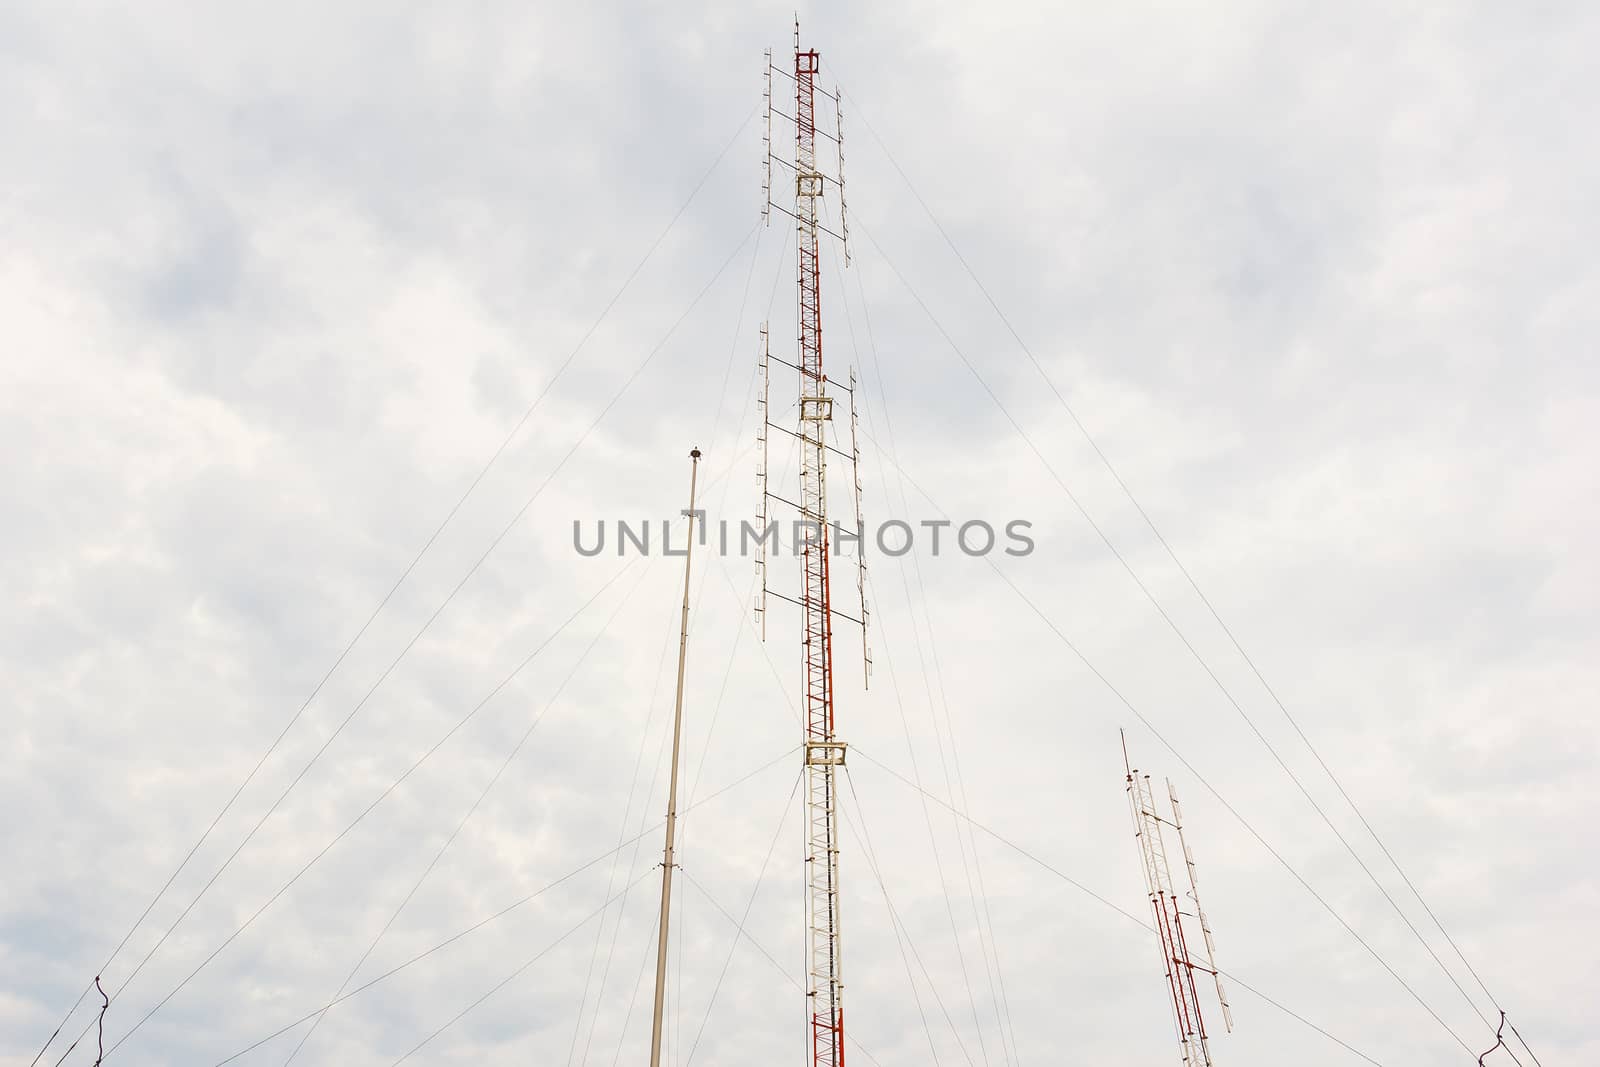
648 447 701 1067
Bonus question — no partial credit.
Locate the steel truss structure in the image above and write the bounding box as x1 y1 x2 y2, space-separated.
1124 734 1233 1065
754 23 865 1067
794 32 845 1067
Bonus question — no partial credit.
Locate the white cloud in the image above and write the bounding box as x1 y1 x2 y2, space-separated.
2 2 1594 1066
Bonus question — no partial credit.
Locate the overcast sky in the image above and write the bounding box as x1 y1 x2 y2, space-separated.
3 2 1596 1066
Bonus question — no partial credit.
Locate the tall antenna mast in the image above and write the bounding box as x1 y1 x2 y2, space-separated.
757 23 861 1067
793 23 846 1067
647 447 703 1067
1122 731 1233 1066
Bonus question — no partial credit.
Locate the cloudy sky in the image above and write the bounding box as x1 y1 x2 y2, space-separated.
3 2 1595 1065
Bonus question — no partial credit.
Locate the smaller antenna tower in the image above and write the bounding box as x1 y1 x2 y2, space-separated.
1123 731 1233 1066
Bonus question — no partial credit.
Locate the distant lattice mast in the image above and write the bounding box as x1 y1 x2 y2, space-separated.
1123 732 1232 1065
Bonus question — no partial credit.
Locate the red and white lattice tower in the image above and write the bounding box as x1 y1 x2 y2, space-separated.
1123 733 1233 1066
794 28 846 1067
756 24 866 1067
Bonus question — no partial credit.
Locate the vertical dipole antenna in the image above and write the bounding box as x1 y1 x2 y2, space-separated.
648 448 703 1067
794 19 847 1067
1123 732 1222 1066
834 85 851 265
755 324 771 640
1169 779 1233 1033
762 49 773 226
848 365 870 687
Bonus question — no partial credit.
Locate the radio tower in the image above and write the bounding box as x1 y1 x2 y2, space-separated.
793 25 845 1067
1123 732 1233 1066
755 22 863 1067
